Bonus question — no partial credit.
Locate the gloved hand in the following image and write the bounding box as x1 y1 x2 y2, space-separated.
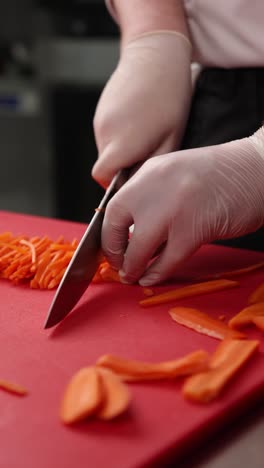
101 127 264 285
92 31 192 187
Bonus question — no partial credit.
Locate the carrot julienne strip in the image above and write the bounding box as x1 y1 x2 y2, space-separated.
0 379 28 396
196 261 264 282
169 307 246 340
20 239 36 264
139 279 239 307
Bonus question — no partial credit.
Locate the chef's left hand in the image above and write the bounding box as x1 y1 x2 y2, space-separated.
101 128 264 286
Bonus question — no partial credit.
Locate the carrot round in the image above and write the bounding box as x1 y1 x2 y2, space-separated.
169 307 246 340
183 339 259 403
228 303 264 329
139 279 239 307
60 367 103 424
96 368 131 420
96 350 209 382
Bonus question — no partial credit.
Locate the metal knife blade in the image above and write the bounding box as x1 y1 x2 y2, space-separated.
44 170 127 329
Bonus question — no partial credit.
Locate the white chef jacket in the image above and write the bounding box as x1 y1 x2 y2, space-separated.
106 0 264 68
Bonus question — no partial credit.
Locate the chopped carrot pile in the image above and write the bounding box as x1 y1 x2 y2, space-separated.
0 379 28 396
96 350 209 382
169 307 246 340
248 281 264 305
60 366 130 424
139 279 239 307
182 339 259 403
228 303 264 329
0 232 78 289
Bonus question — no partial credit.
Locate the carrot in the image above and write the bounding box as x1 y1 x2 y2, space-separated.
96 350 209 382
96 368 131 420
196 261 264 281
222 261 264 278
0 232 79 289
252 316 264 332
183 339 259 403
99 264 120 283
139 279 239 307
228 303 264 329
169 307 246 340
20 239 36 264
248 282 264 305
143 288 154 297
60 367 103 424
0 379 28 396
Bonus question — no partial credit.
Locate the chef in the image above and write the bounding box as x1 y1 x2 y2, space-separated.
92 0 264 287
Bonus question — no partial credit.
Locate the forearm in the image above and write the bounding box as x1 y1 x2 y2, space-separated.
107 0 190 46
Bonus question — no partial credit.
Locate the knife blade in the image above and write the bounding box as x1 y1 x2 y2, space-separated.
44 170 128 329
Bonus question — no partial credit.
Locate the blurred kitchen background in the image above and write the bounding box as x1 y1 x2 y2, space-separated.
0 0 119 222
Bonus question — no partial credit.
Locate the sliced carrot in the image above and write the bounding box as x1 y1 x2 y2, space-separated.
96 368 131 420
183 339 259 403
252 316 264 332
96 350 209 382
99 264 120 283
0 379 28 396
139 279 239 307
228 303 264 329
248 282 264 305
60 367 103 424
222 261 264 278
143 288 154 297
169 307 245 340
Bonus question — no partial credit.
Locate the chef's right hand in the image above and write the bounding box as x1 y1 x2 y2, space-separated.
92 31 192 187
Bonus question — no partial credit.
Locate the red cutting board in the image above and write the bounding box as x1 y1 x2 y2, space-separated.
0 210 263 468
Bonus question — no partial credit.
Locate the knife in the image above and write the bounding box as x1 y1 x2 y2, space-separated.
44 170 128 329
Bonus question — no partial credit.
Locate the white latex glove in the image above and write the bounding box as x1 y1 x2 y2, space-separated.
92 31 192 187
101 127 264 286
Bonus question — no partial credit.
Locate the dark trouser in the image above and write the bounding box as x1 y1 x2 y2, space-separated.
181 67 264 252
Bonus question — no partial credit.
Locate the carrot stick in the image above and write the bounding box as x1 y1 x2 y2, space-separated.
96 350 209 382
169 307 246 340
248 282 264 305
99 264 120 283
139 279 239 307
182 339 259 403
19 239 36 264
228 303 264 329
252 316 264 332
60 367 103 424
0 379 28 396
196 261 264 282
96 368 131 420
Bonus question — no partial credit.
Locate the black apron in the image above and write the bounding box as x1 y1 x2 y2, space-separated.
181 67 264 252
